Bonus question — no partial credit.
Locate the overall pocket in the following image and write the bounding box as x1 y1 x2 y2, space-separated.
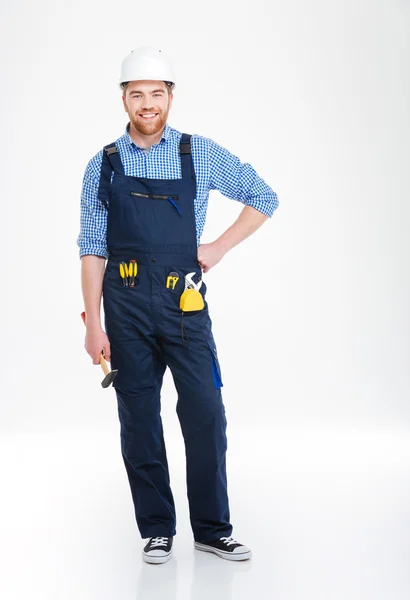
206 337 223 389
130 191 182 216
166 271 207 310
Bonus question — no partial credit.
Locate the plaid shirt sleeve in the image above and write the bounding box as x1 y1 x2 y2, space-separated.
76 151 109 259
208 138 279 216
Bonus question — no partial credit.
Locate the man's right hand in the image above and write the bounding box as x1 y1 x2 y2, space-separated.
85 326 111 365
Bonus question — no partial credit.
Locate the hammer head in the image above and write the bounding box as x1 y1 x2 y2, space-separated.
101 370 119 388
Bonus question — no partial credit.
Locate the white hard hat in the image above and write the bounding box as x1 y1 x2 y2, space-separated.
119 46 175 88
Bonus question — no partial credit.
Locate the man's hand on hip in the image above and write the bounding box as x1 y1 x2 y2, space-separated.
197 241 226 273
197 206 270 273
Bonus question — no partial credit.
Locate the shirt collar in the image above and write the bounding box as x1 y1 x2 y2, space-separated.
125 121 171 148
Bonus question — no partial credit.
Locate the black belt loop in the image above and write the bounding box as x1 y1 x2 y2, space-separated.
179 133 191 155
97 142 125 209
104 143 125 175
106 146 118 156
179 133 193 181
97 142 115 209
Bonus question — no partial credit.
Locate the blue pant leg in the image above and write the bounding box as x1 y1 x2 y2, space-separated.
160 330 232 543
105 295 176 538
115 377 177 538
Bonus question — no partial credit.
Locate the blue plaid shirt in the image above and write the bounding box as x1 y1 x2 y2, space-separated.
77 122 279 258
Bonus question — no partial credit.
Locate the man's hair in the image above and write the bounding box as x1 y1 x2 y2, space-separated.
120 81 174 94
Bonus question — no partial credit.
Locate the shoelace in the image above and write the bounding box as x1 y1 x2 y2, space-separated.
220 536 240 546
149 536 169 548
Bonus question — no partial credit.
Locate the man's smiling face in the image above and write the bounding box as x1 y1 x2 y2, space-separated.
122 80 173 136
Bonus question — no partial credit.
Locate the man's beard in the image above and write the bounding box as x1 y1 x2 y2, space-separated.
130 109 168 136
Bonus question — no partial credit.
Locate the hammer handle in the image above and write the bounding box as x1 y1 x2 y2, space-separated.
99 354 110 376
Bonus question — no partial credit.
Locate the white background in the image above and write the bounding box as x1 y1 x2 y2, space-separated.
1 1 409 599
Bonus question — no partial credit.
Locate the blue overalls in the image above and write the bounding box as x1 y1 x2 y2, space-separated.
98 133 233 543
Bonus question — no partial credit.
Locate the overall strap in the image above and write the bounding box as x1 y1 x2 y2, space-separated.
97 142 124 208
179 133 193 180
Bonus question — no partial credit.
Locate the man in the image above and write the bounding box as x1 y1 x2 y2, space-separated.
77 46 279 564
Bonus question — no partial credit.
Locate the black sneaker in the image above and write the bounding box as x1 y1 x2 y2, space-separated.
142 536 173 564
194 536 251 561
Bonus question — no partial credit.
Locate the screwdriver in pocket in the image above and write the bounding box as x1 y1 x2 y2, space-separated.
119 262 128 286
129 259 138 287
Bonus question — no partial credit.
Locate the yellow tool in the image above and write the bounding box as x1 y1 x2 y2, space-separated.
166 271 179 290
180 288 204 311
119 262 128 286
179 272 204 311
129 259 138 287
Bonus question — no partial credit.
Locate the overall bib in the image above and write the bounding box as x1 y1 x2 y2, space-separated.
98 133 233 543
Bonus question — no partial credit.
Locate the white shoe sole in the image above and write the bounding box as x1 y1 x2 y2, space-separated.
194 541 251 561
142 550 172 564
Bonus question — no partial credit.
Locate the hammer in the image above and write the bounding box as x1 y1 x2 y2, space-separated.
81 311 118 388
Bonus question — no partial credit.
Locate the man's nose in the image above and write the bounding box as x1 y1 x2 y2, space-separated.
141 98 154 110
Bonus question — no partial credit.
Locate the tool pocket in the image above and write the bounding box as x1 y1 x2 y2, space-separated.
130 191 182 216
166 271 206 310
207 337 223 389
118 260 140 288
